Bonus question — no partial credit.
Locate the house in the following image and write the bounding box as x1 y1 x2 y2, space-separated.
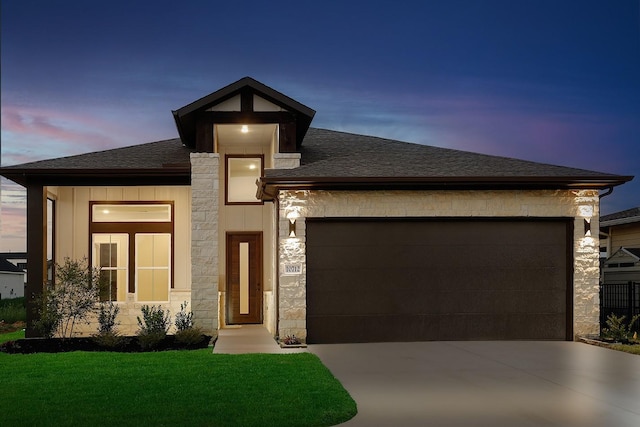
600 207 640 284
600 207 640 256
0 77 633 342
0 256 25 299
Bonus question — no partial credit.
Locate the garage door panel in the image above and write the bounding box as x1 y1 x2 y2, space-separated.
307 312 568 343
306 219 570 343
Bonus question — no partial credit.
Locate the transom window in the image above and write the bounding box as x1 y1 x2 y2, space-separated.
225 155 264 205
90 202 174 302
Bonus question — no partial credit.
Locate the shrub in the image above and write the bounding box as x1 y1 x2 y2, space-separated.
34 258 101 338
33 285 62 339
601 313 640 343
137 305 171 350
174 301 194 332
174 301 204 345
96 301 120 335
0 297 26 324
93 301 123 348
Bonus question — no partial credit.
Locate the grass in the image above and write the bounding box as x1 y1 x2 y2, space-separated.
0 329 24 344
0 349 356 427
0 297 26 324
610 342 640 355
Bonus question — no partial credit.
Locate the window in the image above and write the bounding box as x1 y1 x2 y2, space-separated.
90 202 173 302
225 155 263 204
136 234 170 301
92 234 128 302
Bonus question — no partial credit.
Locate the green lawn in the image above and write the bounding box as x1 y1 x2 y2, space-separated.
0 329 24 344
0 349 356 427
610 343 640 355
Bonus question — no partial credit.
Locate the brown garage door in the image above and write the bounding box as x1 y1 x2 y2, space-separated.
306 218 571 343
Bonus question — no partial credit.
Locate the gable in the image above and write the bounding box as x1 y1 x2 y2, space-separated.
172 77 315 152
604 247 640 267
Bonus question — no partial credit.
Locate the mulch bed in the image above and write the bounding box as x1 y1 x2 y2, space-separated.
0 334 213 354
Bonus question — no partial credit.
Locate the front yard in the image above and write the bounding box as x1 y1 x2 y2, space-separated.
0 348 356 426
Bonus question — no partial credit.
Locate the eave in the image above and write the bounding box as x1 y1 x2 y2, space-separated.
258 175 634 201
0 167 191 187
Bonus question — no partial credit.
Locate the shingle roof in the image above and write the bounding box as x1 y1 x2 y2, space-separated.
0 128 632 191
2 138 191 170
266 128 617 179
626 248 640 258
0 258 24 274
0 138 193 186
601 207 640 223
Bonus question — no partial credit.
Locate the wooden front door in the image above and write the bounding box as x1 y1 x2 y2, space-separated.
226 232 263 324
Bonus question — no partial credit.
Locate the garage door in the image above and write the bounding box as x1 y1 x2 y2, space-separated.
306 219 571 343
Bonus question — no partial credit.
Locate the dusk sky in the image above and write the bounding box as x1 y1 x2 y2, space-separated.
1 1 639 252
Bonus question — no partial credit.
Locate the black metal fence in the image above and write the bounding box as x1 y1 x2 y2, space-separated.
600 282 640 334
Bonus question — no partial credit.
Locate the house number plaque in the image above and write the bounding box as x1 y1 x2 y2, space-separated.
283 264 302 275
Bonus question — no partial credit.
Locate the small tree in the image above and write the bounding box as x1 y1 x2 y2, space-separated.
35 258 101 338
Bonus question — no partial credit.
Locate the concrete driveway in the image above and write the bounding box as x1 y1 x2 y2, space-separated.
309 341 640 427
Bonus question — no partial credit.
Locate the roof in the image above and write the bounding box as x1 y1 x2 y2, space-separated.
258 128 633 198
600 207 640 227
0 128 633 191
0 139 193 186
0 258 24 274
172 77 315 150
626 248 640 258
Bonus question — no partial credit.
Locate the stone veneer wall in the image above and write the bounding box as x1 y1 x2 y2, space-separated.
190 153 220 336
272 153 301 169
71 291 192 336
277 189 600 341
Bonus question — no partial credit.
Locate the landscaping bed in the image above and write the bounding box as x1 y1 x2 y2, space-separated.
0 333 213 354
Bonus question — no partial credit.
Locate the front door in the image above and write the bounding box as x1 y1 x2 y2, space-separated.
226 232 263 324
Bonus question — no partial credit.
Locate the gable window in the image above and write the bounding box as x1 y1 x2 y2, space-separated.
226 155 264 205
90 202 173 302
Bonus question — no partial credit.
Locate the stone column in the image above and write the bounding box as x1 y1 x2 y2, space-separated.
277 190 308 341
190 153 220 336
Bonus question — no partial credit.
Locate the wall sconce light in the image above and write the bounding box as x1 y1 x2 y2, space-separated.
289 218 297 237
241 125 249 133
584 218 591 237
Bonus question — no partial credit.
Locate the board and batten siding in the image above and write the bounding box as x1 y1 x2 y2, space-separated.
47 185 192 335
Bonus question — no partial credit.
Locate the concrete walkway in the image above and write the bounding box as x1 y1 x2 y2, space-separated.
213 325 307 354
309 341 640 427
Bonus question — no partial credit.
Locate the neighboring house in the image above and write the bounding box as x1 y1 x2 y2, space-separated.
600 207 640 256
0 77 634 342
0 257 25 299
600 207 640 284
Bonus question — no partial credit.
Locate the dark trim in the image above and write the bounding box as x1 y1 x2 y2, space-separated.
225 154 265 206
566 219 574 341
200 111 297 124
0 168 191 187
25 184 46 338
258 175 634 200
89 201 175 299
172 77 315 150
47 197 56 288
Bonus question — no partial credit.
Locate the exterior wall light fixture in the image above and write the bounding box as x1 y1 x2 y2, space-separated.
289 218 297 237
241 125 249 133
584 218 591 237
